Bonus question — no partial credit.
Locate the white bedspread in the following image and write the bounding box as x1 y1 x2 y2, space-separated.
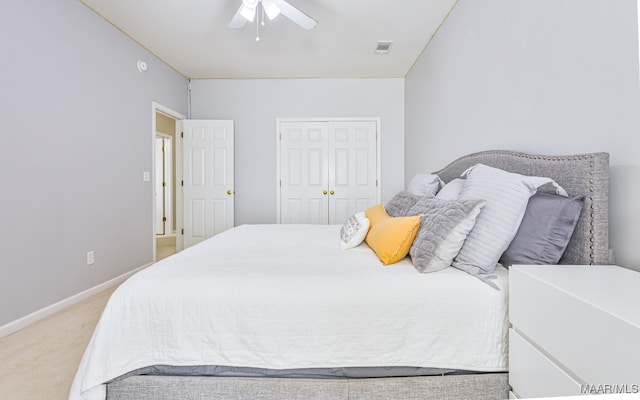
70 224 509 400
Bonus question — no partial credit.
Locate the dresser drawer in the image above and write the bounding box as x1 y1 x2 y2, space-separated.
510 266 640 386
509 329 581 398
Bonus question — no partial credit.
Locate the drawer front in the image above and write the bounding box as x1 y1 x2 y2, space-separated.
510 268 640 385
509 329 581 398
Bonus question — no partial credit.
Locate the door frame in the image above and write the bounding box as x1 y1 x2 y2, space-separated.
155 133 173 236
275 117 381 223
152 102 185 260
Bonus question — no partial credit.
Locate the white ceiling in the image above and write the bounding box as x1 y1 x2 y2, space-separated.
80 0 457 79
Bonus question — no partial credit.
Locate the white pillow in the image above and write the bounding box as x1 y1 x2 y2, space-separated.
407 173 443 197
340 212 370 250
452 164 567 285
435 178 466 200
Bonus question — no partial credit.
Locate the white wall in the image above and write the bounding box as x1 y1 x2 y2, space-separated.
190 79 405 225
0 0 187 327
405 0 640 271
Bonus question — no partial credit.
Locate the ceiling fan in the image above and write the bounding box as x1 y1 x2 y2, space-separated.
229 0 317 32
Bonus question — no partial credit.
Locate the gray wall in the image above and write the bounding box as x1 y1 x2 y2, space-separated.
405 0 640 271
5 0 639 329
190 79 405 225
0 0 187 326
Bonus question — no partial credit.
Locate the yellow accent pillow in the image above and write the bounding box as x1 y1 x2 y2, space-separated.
365 203 389 225
365 204 421 265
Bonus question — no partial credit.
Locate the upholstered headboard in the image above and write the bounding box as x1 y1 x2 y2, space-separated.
433 150 611 266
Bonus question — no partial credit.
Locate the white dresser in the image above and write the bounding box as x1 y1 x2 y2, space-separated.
509 265 640 399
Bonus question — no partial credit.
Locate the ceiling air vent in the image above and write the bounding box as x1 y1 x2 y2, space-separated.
375 41 393 55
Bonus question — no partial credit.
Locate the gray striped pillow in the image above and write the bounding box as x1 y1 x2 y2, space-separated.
452 164 567 287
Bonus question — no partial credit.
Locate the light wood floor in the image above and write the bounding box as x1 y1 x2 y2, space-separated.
0 239 176 400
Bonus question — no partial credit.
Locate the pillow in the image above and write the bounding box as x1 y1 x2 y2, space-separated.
366 202 389 225
407 173 443 197
452 164 568 286
365 204 421 265
435 178 466 200
500 193 584 267
384 191 422 217
408 198 485 273
340 212 370 250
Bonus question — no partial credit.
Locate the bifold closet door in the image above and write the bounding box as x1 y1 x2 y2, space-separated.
279 122 330 224
279 120 378 225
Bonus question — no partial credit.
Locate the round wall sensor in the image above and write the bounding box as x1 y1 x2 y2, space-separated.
137 59 148 72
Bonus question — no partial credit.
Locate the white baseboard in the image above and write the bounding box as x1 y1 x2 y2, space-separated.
0 263 152 339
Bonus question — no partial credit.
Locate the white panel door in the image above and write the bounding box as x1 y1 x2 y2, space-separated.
279 122 329 224
182 120 234 249
278 119 379 225
328 121 378 224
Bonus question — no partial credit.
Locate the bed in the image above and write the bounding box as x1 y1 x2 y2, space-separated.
69 150 611 400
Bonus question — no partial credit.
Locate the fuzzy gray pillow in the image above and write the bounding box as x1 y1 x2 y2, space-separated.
408 198 485 273
385 191 423 217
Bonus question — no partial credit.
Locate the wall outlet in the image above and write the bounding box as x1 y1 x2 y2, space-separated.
86 251 95 266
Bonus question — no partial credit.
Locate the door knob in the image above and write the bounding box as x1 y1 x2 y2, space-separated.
330 190 335 195
322 190 328 195
227 190 233 195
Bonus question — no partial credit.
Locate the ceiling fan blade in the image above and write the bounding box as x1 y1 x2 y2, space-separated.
229 5 249 29
276 0 317 30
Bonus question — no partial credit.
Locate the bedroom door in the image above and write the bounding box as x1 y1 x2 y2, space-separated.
181 120 234 249
278 119 379 225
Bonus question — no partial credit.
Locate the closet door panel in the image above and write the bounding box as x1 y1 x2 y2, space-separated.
328 121 378 225
280 122 329 224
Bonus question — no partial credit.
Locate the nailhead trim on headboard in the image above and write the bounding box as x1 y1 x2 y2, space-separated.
588 155 595 264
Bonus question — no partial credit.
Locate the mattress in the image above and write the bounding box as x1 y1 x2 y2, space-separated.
70 224 509 400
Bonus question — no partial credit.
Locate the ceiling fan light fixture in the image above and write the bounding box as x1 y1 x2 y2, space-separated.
239 4 256 22
262 0 281 20
229 0 317 34
242 0 258 8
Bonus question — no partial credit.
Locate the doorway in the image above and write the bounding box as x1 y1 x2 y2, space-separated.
151 103 235 260
152 103 184 261
155 134 173 236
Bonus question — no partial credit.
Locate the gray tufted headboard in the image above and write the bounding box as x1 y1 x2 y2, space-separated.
433 150 611 266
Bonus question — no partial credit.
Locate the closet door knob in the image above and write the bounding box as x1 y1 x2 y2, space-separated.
330 190 335 195
322 190 328 195
227 190 233 195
